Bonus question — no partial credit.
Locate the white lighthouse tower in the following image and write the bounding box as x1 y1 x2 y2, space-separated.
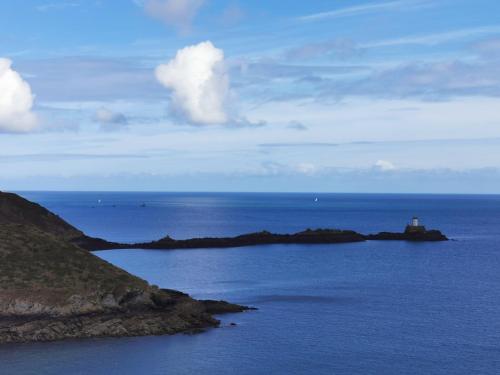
405 216 426 233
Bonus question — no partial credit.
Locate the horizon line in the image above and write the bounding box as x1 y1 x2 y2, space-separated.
8 190 500 196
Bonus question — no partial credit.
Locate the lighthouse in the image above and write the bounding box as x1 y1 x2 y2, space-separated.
405 216 426 233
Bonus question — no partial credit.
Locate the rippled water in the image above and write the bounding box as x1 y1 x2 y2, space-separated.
2 192 500 374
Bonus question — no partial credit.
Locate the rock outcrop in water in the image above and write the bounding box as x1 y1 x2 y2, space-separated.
366 230 448 242
0 192 252 344
79 228 448 252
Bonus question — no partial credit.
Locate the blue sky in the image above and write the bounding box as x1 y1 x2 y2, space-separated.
1 0 500 193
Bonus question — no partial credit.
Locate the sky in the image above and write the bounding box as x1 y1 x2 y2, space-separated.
0 0 500 193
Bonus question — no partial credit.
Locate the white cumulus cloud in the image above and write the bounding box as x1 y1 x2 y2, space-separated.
374 160 396 171
155 41 229 125
140 0 205 33
0 58 37 133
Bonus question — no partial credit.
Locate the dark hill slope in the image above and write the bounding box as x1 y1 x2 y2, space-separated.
0 192 83 241
0 224 249 343
0 191 121 249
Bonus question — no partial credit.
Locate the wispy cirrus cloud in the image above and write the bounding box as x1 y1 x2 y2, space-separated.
259 142 339 149
232 60 369 83
219 3 245 27
136 0 205 34
285 38 360 61
0 153 149 162
247 34 500 103
35 1 80 12
287 121 308 131
333 57 500 100
363 25 500 48
297 0 434 22
474 36 500 58
16 57 158 102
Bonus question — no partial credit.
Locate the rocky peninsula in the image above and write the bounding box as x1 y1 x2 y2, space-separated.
74 227 448 252
82 227 446 251
0 192 252 344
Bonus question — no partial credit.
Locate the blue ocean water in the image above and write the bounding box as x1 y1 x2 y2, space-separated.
1 192 500 375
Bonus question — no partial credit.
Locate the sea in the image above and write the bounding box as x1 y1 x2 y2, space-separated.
1 192 500 375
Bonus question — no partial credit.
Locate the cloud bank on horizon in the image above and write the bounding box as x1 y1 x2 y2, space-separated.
0 58 37 133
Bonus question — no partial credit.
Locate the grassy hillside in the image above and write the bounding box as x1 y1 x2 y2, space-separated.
0 192 83 241
0 224 152 316
0 192 249 343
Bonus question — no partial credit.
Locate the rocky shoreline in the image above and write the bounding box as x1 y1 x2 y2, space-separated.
0 225 253 344
0 295 252 344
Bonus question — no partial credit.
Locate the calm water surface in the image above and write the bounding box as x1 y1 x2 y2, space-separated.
1 192 500 374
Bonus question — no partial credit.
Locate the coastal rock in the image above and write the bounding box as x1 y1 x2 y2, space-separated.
0 310 219 344
366 230 448 242
201 300 256 314
0 224 249 343
85 227 448 251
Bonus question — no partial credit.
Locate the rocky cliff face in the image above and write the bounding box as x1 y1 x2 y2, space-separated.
0 193 251 343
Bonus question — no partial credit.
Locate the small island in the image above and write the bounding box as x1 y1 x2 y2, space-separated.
74 216 448 252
